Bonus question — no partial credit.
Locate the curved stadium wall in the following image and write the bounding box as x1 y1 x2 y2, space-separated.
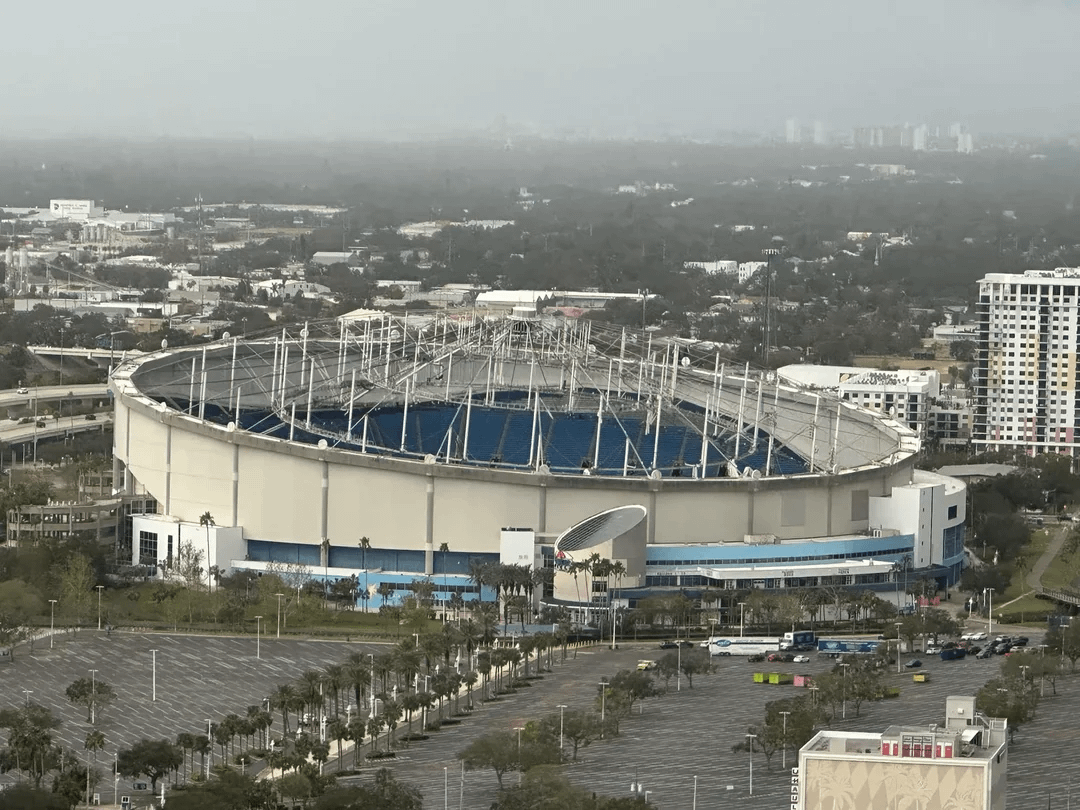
110 315 963 608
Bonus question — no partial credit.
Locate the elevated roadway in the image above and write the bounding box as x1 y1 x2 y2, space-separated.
0 413 112 446
0 384 109 409
27 345 144 362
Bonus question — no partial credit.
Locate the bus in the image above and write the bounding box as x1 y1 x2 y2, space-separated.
706 637 780 657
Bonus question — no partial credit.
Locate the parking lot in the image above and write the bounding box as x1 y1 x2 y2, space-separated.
0 631 1076 808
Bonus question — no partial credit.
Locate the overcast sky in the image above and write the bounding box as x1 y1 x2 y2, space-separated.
4 0 1076 138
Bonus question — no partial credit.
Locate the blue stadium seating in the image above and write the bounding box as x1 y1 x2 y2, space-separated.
160 396 808 476
500 412 535 466
544 414 598 471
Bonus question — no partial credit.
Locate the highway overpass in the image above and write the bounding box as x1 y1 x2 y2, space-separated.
0 413 112 447
27 345 144 362
0 384 109 410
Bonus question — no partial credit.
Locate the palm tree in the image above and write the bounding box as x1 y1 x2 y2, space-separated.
344 652 371 712
467 558 491 603
358 536 372 612
270 683 299 736
199 512 215 592
438 542 450 620
326 715 347 771
174 732 193 781
323 664 346 716
296 670 325 721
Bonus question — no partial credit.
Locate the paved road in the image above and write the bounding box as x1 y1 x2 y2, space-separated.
0 413 112 445
2 633 1078 809
0 383 109 409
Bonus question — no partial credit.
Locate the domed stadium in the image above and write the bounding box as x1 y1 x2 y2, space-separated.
110 313 965 619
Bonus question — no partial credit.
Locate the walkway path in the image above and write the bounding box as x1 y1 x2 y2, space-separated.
1028 524 1070 592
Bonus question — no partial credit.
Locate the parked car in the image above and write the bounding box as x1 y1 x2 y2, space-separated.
637 660 657 671
792 655 811 663
976 648 994 659
904 659 923 668
16 387 27 394
925 645 942 655
1014 636 1029 647
659 641 678 650
679 640 695 648
748 653 766 663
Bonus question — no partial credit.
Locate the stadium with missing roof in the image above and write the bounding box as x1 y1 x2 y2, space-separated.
109 313 966 619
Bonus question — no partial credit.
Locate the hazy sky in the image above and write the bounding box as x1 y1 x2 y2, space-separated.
4 0 1076 138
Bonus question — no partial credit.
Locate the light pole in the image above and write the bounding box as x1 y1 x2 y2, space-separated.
556 704 567 754
444 765 449 810
96 585 104 630
840 662 850 720
21 689 31 707
598 680 608 739
206 719 213 777
895 621 904 674
746 732 757 796
413 633 420 649
368 654 376 719
255 615 262 659
739 602 746 637
89 669 98 724
514 726 524 785
809 684 819 706
780 710 791 770
677 642 682 692
984 587 995 637
150 650 157 702
693 775 698 810
49 599 57 649
275 593 285 638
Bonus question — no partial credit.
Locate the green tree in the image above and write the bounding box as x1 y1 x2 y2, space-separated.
51 755 99 810
117 739 183 791
458 730 518 788
540 709 600 762
0 784 68 809
64 677 116 724
314 768 422 810
0 703 61 787
0 579 44 656
57 553 95 630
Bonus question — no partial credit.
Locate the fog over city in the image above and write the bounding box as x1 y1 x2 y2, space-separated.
3 0 1077 138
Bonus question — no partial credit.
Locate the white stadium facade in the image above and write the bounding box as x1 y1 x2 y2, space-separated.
110 314 966 616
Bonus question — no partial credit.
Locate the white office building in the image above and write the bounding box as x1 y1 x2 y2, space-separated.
779 365 939 435
974 269 1080 456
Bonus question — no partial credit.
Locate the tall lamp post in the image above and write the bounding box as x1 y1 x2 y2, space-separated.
255 616 262 659
840 662 850 720
556 704 567 754
89 670 98 724
96 585 104 630
746 732 757 796
49 599 57 649
984 587 995 637
598 680 608 739
275 593 284 638
779 710 792 770
150 650 157 702
739 602 747 637
514 727 524 786
21 689 32 707
895 621 904 674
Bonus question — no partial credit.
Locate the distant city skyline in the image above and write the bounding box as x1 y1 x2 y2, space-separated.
1 0 1077 139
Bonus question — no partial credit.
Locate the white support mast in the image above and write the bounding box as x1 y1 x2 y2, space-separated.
765 383 779 475
400 377 410 452
346 369 357 442
463 388 473 461
809 395 820 471
305 360 315 429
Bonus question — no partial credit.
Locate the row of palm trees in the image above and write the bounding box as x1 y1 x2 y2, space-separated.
253 624 573 774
